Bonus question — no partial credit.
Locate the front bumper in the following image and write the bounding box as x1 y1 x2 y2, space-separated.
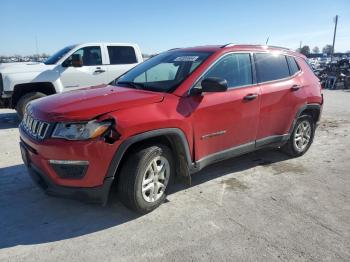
27 160 114 205
0 96 11 108
19 124 122 205
19 126 120 187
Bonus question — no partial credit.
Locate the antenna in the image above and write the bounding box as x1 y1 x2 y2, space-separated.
220 43 235 48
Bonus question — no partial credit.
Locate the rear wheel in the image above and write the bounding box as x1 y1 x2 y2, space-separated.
16 92 46 119
282 115 315 157
118 144 174 214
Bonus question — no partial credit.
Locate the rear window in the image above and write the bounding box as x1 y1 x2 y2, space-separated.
255 53 290 83
287 56 300 75
304 58 316 72
107 46 137 64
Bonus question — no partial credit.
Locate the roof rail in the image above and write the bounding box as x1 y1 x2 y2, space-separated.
220 43 235 48
220 43 291 51
168 48 180 51
266 45 291 51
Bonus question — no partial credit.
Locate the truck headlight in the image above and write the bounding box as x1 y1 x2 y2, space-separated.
52 120 112 140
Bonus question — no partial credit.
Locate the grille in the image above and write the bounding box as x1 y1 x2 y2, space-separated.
0 73 3 95
21 111 50 140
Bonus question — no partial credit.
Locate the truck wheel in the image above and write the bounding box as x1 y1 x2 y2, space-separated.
281 115 315 157
16 92 46 120
118 144 174 214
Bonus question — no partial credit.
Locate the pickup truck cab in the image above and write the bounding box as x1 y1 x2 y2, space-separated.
0 43 143 118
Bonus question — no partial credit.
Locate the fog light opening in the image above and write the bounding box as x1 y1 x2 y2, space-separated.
49 160 89 179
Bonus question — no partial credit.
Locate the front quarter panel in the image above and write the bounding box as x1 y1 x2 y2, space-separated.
109 94 194 157
3 66 60 92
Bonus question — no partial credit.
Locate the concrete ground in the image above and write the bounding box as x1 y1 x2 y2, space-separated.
0 90 349 262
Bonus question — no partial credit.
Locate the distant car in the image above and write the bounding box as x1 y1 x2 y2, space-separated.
19 44 323 213
0 43 143 118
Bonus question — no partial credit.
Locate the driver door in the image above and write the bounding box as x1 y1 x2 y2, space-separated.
59 45 108 90
189 53 260 161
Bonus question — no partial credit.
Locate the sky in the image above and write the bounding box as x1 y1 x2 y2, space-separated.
1 0 349 55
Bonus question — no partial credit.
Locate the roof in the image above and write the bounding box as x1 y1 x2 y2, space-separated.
173 44 304 58
75 42 140 47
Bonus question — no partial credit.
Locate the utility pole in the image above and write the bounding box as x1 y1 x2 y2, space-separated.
265 36 269 45
299 41 302 49
35 35 39 60
331 15 338 60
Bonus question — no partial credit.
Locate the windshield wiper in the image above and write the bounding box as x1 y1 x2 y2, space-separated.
117 81 145 90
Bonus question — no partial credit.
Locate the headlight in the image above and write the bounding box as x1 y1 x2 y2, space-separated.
52 120 112 140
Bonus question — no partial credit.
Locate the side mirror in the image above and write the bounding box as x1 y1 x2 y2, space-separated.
71 54 83 67
110 78 118 86
190 77 228 95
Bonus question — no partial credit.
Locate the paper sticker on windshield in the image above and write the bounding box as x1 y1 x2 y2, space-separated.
174 56 199 62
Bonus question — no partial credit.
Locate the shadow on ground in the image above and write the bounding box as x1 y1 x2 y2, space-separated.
0 148 289 249
0 112 19 129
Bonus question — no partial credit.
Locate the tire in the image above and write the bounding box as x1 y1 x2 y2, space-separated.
118 144 174 214
281 115 315 157
16 92 46 120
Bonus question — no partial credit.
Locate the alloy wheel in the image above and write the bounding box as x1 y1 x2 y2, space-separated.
141 156 170 202
294 120 312 152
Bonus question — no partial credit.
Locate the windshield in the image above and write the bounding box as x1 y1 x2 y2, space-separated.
116 50 213 92
44 45 77 65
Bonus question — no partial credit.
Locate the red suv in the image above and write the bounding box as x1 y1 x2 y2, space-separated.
19 44 323 213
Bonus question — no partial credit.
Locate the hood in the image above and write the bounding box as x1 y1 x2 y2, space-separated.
0 62 53 74
30 85 164 121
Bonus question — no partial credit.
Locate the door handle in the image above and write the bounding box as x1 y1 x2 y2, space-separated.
243 93 258 101
94 68 106 73
291 84 302 91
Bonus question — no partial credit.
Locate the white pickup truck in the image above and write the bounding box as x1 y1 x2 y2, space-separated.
0 43 143 118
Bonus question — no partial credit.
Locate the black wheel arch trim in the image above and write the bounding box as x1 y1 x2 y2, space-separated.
105 128 193 180
12 82 56 108
296 103 321 118
289 103 321 133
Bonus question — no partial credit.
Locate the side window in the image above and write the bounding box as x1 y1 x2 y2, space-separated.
255 53 290 82
135 63 179 82
71 46 102 66
197 53 252 88
287 56 300 75
107 46 137 64
190 61 201 72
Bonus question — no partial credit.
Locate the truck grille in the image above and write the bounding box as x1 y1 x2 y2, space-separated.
0 73 3 95
21 112 51 140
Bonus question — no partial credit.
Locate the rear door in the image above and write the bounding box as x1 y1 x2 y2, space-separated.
59 45 108 90
254 53 303 143
189 53 261 161
105 45 140 83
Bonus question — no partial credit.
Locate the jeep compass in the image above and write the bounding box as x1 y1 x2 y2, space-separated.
19 44 323 213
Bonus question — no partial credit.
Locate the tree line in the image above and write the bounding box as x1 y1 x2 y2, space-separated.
297 45 349 56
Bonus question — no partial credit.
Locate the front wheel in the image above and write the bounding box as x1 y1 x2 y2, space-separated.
118 144 174 214
16 92 46 120
281 115 315 157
